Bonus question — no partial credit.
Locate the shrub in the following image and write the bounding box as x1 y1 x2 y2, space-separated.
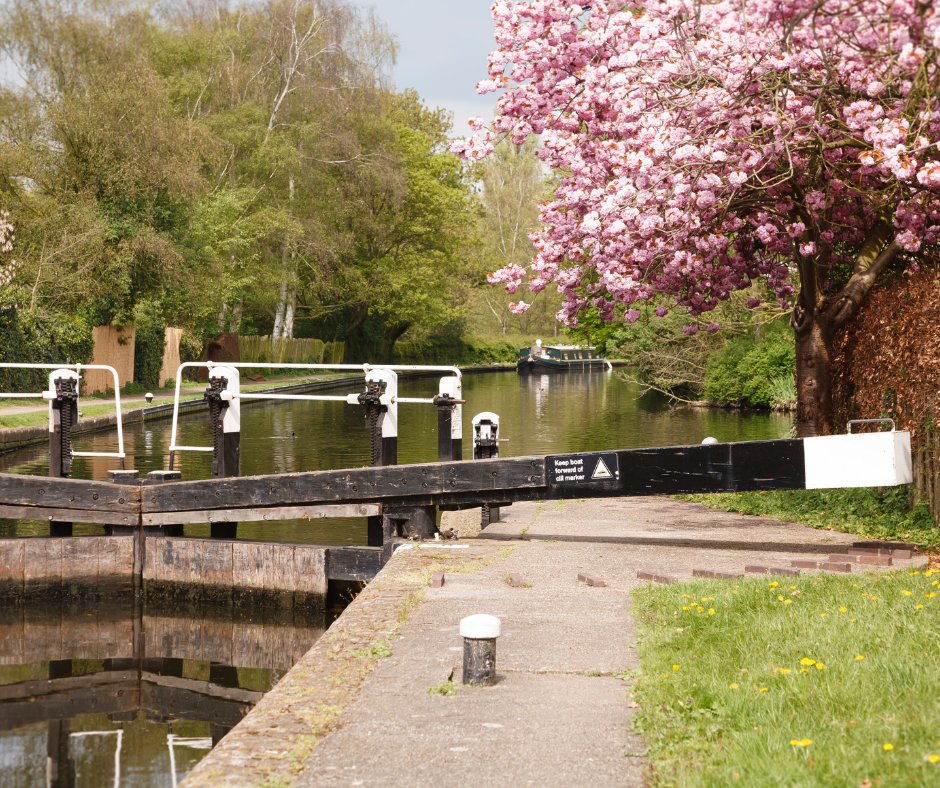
0 308 93 392
703 323 795 408
132 298 166 389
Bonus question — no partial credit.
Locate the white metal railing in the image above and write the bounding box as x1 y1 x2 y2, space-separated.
168 361 462 458
0 362 126 461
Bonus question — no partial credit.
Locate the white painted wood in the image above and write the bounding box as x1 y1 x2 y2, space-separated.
803 431 912 489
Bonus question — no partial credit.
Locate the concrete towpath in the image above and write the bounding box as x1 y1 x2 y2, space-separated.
183 497 927 788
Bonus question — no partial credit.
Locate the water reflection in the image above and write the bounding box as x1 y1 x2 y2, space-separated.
0 597 325 787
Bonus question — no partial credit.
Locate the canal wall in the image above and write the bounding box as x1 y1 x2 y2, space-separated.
0 535 382 607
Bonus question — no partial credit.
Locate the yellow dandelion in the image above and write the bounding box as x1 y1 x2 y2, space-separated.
902 590 913 596
883 743 894 752
708 608 716 616
800 658 816 666
855 655 866 661
759 687 769 693
783 599 793 605
729 682 739 689
769 581 779 588
672 664 680 671
815 662 825 670
926 592 936 599
776 667 792 675
916 604 925 610
839 606 847 614
790 739 800 746
800 668 809 674
777 595 785 601
682 606 690 612
927 754 939 764
800 738 812 746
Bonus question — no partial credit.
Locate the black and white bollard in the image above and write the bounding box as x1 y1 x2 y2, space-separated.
472 412 502 526
359 369 399 547
205 365 240 539
434 376 463 461
460 614 501 686
46 369 80 536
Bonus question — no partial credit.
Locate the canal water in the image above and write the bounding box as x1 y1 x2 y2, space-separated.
0 370 792 543
0 597 327 787
0 370 791 784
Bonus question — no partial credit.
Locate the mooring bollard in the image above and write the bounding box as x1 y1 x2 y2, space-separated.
359 369 398 547
46 369 80 536
434 376 463 461
460 614 501 686
205 366 240 539
472 412 502 527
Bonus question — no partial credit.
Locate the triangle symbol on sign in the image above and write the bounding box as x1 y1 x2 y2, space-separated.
592 458 613 480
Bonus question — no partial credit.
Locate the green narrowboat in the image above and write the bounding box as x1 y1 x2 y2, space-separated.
516 344 612 374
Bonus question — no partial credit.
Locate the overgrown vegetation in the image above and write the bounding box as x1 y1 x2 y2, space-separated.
682 486 939 548
632 571 940 786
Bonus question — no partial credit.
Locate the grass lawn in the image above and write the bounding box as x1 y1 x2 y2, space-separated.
631 569 940 787
681 486 940 549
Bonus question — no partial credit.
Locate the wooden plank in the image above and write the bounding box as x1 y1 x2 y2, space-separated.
0 540 25 598
141 463 448 513
443 456 546 492
24 538 62 594
0 503 136 525
0 607 24 664
266 542 296 594
0 473 140 512
97 536 134 589
200 539 234 591
292 545 327 596
60 537 99 595
326 546 383 582
232 542 268 591
142 503 379 526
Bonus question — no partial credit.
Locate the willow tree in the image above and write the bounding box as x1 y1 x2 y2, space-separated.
455 0 940 435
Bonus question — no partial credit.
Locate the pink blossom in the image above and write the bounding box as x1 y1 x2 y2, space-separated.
461 1 940 330
508 300 531 314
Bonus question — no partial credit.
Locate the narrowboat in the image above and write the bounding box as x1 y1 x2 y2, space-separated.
516 343 612 373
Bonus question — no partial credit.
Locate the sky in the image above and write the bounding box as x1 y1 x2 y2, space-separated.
354 1 497 135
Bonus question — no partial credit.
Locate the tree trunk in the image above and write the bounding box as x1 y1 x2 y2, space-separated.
791 227 900 438
793 316 834 437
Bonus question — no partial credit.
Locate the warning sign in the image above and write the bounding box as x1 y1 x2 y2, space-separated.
548 453 620 486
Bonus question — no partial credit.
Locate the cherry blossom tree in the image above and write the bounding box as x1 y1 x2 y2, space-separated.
453 0 940 435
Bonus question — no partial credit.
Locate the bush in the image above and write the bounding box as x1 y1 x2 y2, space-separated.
132 298 166 389
0 308 93 392
703 323 795 408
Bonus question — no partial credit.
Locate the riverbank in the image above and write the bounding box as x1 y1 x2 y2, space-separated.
183 497 929 787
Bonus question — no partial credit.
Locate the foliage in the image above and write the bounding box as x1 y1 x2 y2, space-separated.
132 298 166 389
0 0 479 367
703 322 795 409
0 307 92 391
632 570 940 785
682 486 938 548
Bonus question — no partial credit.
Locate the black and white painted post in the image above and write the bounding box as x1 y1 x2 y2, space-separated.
433 375 463 462
46 369 80 536
359 368 398 547
460 614 501 686
206 365 240 539
472 412 503 526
